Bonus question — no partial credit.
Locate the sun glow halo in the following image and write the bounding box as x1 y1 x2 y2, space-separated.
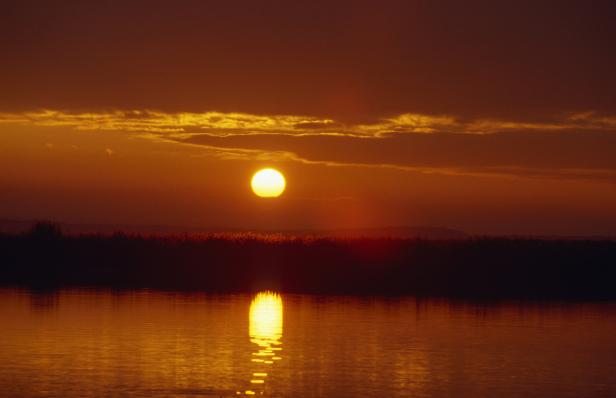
251 168 286 198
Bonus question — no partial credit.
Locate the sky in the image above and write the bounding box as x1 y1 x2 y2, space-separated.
1 0 616 235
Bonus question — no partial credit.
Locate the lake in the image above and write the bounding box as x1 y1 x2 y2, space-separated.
0 288 615 397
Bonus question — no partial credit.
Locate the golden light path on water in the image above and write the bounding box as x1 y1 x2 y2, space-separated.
239 292 283 395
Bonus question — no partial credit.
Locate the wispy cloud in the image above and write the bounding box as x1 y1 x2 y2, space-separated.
2 109 615 137
0 110 340 136
2 109 616 182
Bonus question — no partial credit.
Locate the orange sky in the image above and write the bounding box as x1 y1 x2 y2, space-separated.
1 1 616 235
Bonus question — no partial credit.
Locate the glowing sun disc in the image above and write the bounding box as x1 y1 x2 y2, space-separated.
251 168 286 198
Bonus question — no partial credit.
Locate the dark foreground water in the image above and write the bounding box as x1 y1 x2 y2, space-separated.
0 289 615 397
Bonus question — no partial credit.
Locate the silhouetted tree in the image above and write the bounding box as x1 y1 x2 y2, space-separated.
27 221 63 240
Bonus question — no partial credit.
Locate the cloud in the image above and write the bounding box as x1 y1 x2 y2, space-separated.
0 110 341 136
2 109 616 182
178 130 616 182
3 109 616 137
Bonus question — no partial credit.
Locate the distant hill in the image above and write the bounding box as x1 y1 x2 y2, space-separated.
0 218 467 240
300 226 469 239
0 218 219 235
2 218 614 240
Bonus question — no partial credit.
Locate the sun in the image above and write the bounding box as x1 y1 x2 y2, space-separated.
251 168 286 198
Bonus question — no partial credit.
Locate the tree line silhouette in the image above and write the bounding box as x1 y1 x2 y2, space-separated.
1 222 615 299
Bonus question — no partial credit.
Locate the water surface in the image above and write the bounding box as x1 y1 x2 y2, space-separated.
0 289 615 397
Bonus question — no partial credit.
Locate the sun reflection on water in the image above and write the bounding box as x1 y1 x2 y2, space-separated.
239 291 283 395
